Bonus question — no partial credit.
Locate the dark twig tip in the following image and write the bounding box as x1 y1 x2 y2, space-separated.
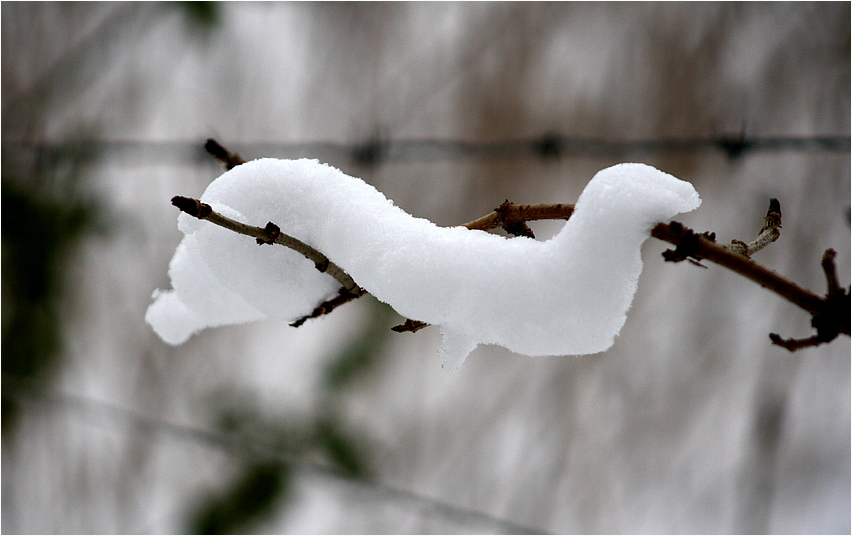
768 332 809 351
290 286 365 327
768 332 788 348
391 319 430 333
204 138 229 160
768 198 781 217
761 198 782 232
821 248 840 294
171 196 211 218
769 330 836 352
204 138 246 169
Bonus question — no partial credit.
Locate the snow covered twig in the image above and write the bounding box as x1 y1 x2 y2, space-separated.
477 195 847 349
170 195 366 327
156 154 707 369
151 140 847 360
170 195 362 294
391 202 575 332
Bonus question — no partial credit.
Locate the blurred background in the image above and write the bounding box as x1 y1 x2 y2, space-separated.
2 2 849 533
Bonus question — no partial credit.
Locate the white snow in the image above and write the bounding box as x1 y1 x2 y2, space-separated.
146 158 700 369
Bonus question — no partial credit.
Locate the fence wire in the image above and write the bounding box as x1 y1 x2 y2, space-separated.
3 133 849 168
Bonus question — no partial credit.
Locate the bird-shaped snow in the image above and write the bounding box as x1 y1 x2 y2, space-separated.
146 159 700 370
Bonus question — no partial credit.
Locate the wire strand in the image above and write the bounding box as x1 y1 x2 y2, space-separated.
4 133 849 167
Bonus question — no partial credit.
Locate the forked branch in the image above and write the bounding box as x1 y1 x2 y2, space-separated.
170 195 366 326
768 249 850 350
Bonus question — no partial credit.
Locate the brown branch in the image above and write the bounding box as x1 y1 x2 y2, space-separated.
171 196 361 294
651 226 827 318
768 332 833 351
651 199 849 348
653 224 849 349
650 198 849 349
462 200 575 238
199 140 847 347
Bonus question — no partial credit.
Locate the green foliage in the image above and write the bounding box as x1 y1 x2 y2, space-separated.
176 1 221 36
313 418 369 478
1 146 102 430
322 298 397 389
185 300 396 531
188 461 290 535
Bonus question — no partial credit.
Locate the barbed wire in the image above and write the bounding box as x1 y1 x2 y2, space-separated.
3 133 849 167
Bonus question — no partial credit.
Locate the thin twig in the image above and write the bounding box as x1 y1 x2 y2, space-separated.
205 138 247 169
170 196 361 294
822 248 842 296
768 332 831 351
723 198 782 257
462 201 574 237
652 221 827 315
290 286 366 327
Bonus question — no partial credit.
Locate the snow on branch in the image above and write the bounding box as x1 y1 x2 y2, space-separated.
147 140 848 368
169 194 367 329
453 195 848 349
169 195 360 293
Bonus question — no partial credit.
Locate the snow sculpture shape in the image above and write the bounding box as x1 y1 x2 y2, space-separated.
146 159 700 370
